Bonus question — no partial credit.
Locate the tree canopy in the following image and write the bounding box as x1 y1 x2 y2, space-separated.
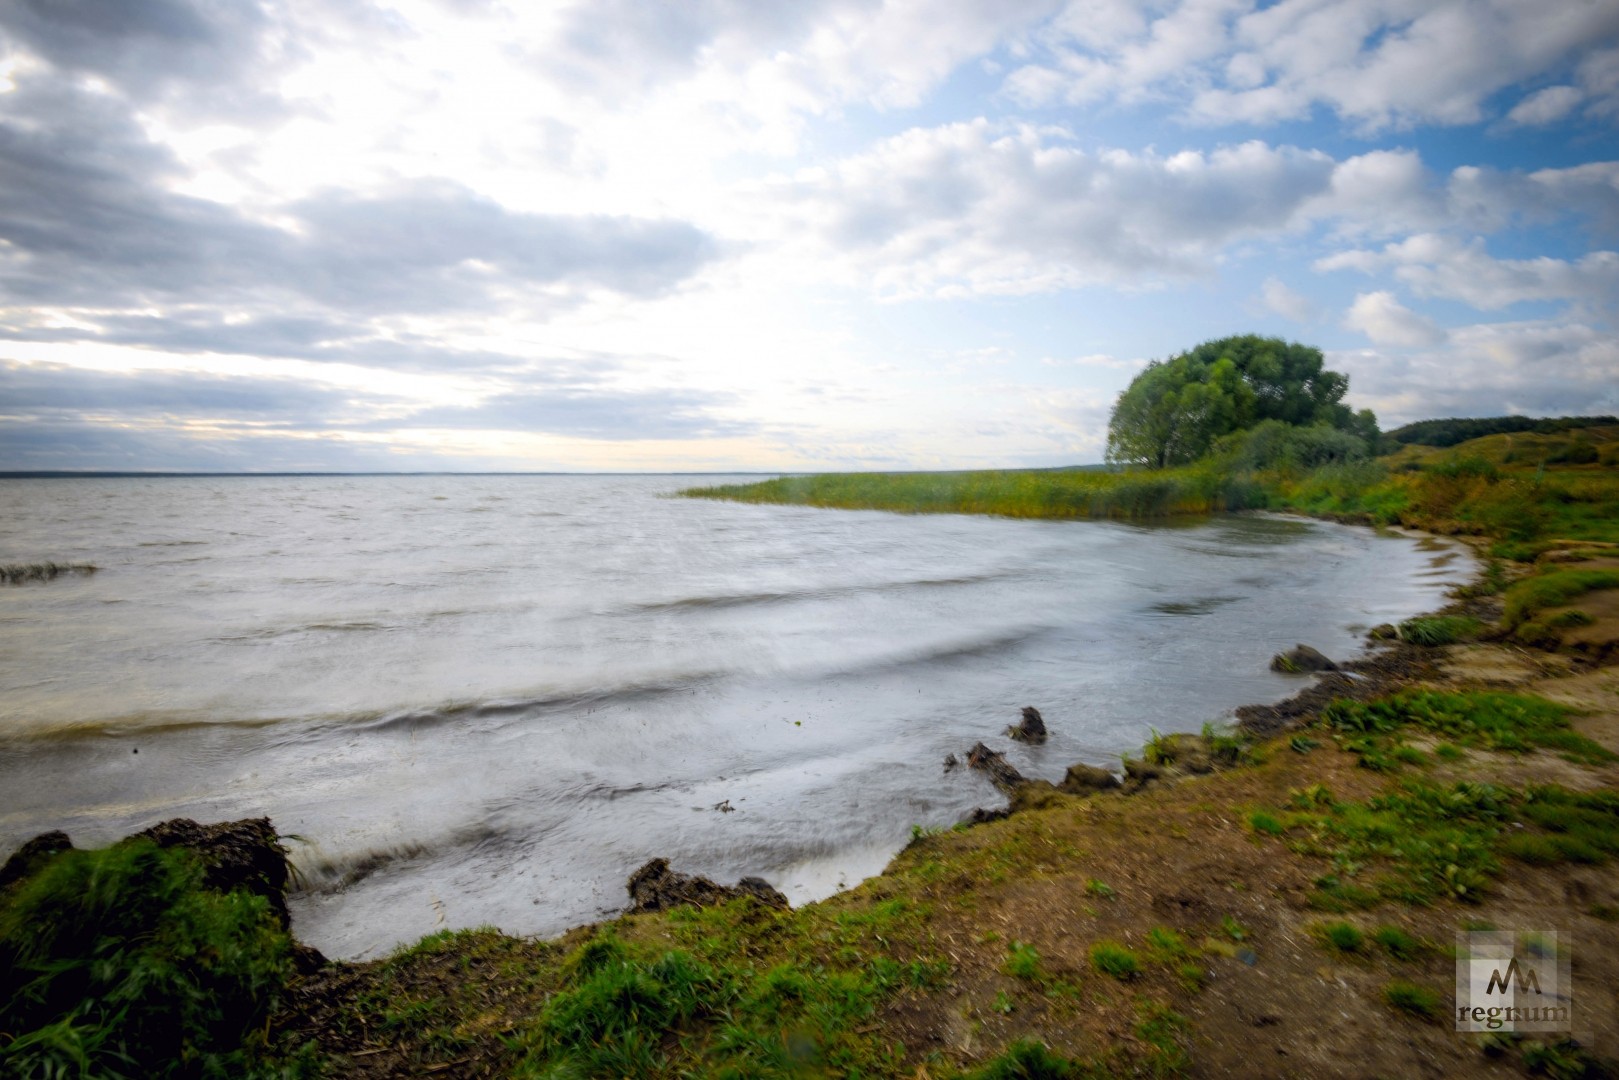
1105 335 1377 469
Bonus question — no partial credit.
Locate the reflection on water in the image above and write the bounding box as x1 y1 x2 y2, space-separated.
0 475 1472 958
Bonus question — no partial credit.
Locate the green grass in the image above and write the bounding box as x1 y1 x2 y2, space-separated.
1370 926 1423 960
1004 941 1042 980
1382 980 1441 1019
1503 568 1619 630
1259 779 1619 910
1396 615 1482 646
1322 690 1614 766
683 464 1266 521
1089 941 1140 980
0 839 300 1079
1315 921 1365 953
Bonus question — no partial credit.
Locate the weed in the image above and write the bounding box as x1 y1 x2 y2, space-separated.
1144 927 1190 962
1090 941 1140 980
1371 926 1423 960
1316 921 1365 953
1382 980 1440 1019
1004 941 1041 980
1397 615 1482 645
1289 734 1320 754
1248 810 1286 836
1084 878 1115 899
966 1039 1081 1079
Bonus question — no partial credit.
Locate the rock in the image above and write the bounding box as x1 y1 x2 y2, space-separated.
1155 733 1214 774
1120 757 1163 793
965 741 1027 794
1270 644 1339 673
1009 780 1066 813
1006 705 1048 744
626 857 789 914
1058 762 1121 795
966 807 1011 825
135 817 294 929
943 753 959 771
0 830 74 892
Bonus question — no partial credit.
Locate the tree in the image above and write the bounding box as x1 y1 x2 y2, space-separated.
1106 335 1372 468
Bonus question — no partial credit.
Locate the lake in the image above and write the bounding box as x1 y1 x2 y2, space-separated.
0 475 1472 957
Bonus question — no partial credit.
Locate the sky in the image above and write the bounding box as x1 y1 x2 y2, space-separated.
0 0 1616 473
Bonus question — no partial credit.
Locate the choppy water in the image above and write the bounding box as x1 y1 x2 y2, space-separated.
0 475 1471 958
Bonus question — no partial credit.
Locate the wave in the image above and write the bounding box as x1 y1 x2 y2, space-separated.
625 571 1016 614
1144 596 1240 617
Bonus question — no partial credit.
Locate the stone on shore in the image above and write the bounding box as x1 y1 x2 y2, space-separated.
1058 762 1121 795
626 857 789 914
1006 706 1048 744
0 830 74 892
965 741 1027 794
1270 644 1339 673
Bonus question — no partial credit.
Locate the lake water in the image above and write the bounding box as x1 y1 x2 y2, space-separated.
0 475 1471 958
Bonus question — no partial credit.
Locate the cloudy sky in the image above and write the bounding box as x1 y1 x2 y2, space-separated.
0 0 1615 472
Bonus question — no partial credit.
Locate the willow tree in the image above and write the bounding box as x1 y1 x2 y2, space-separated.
1105 334 1376 469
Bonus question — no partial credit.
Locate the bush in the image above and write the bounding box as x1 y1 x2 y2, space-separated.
0 839 296 1079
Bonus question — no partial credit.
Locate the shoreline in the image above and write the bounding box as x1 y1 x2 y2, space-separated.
6 503 1617 1078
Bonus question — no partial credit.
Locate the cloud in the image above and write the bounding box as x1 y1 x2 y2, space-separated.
1259 276 1314 321
1005 0 1619 131
1343 290 1446 347
539 0 1058 110
1505 85 1584 127
1318 234 1619 312
399 386 750 441
1339 319 1619 426
776 122 1339 295
0 358 399 423
0 74 715 365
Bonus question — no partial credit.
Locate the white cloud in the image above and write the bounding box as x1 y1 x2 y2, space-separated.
1259 276 1314 321
770 123 1344 296
1340 319 1619 425
1343 290 1446 346
1319 234 1619 312
1007 0 1619 131
1505 85 1584 127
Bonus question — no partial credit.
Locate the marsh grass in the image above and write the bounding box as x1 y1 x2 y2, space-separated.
684 425 1619 570
683 465 1266 521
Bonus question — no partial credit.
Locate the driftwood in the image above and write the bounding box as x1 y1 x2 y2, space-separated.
965 741 1027 794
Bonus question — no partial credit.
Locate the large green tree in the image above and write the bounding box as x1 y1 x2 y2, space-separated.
1105 334 1376 468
